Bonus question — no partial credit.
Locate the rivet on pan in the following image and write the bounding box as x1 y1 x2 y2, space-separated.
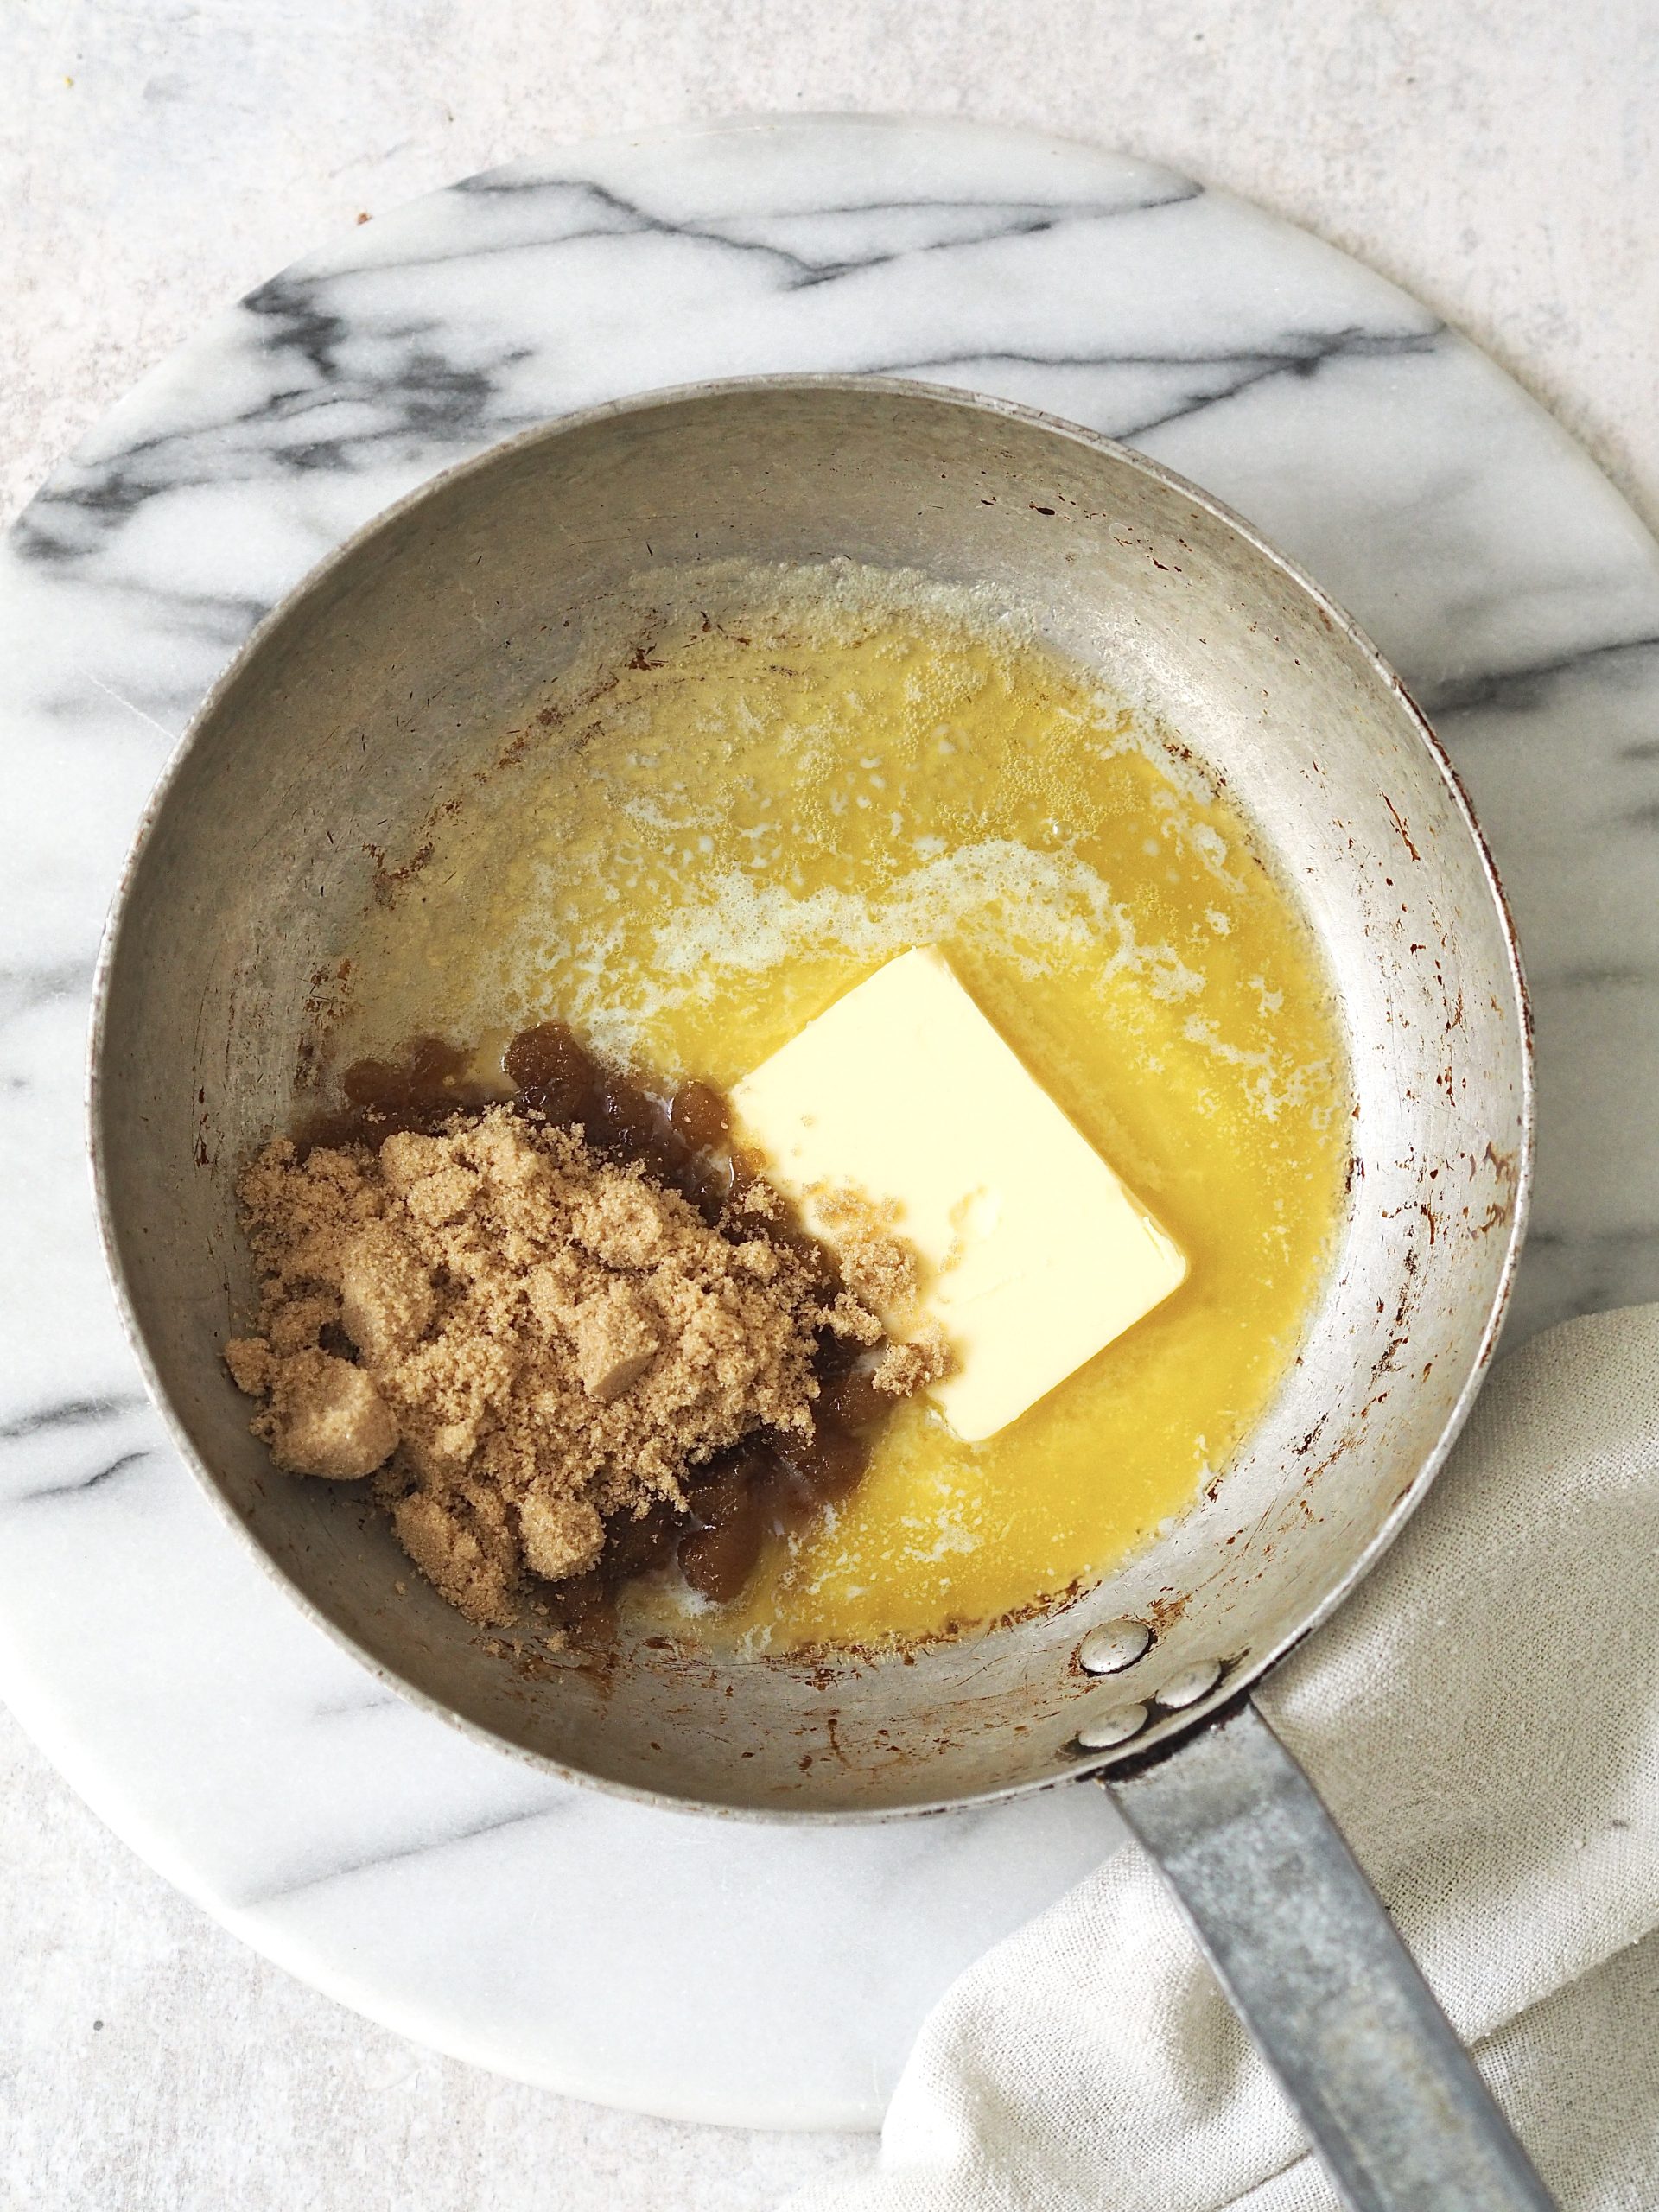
1155 1659 1223 1709
1077 1619 1154 1675
1072 1704 1149 1752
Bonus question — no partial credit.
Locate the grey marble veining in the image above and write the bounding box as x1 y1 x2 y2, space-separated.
2 114 1656 2127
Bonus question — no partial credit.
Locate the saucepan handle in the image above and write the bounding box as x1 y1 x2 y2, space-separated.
1105 1697 1555 2212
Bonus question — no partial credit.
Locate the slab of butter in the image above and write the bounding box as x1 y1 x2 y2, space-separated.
728 945 1187 1442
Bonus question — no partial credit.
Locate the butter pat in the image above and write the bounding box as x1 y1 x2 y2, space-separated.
729 947 1187 1441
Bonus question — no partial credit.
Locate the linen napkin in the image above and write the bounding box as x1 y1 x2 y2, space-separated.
787 1305 1659 2212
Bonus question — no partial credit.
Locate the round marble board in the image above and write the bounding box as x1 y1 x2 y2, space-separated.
3 115 1658 2132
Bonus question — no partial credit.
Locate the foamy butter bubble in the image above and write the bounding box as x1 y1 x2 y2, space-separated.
539 841 1211 1065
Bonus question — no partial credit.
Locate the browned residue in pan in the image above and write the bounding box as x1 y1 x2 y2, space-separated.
1145 1589 1191 1637
363 837 435 907
1382 794 1421 861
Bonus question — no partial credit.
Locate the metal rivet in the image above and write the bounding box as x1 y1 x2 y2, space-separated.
1155 1659 1223 1709
1072 1704 1149 1751
1077 1618 1154 1675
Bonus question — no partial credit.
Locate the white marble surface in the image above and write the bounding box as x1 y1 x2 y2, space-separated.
3 14 1658 2212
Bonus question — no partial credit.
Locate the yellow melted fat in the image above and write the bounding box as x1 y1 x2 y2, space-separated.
341 566 1351 1653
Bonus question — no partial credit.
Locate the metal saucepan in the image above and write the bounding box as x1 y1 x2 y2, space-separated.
91 379 1546 2210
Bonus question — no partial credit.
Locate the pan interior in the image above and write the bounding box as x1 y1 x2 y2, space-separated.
94 381 1529 1815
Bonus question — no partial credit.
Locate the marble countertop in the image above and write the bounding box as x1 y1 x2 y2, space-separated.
3 9 1656 2211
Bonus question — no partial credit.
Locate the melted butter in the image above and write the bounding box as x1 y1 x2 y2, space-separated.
339 565 1350 1651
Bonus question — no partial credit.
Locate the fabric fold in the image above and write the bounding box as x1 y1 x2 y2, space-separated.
787 1306 1659 2211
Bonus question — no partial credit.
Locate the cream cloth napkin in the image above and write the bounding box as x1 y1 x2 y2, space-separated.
788 1306 1659 2212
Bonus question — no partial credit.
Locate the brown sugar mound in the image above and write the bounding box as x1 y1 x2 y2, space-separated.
225 1108 862 1628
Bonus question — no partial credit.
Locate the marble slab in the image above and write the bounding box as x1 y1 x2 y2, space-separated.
2 115 1656 2132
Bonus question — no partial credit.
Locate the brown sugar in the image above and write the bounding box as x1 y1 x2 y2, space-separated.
567 1280 663 1403
233 1344 399 1480
873 1326 952 1400
224 1096 928 1630
814 1185 922 1315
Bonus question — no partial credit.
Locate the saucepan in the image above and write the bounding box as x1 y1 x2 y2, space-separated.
92 379 1545 2210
